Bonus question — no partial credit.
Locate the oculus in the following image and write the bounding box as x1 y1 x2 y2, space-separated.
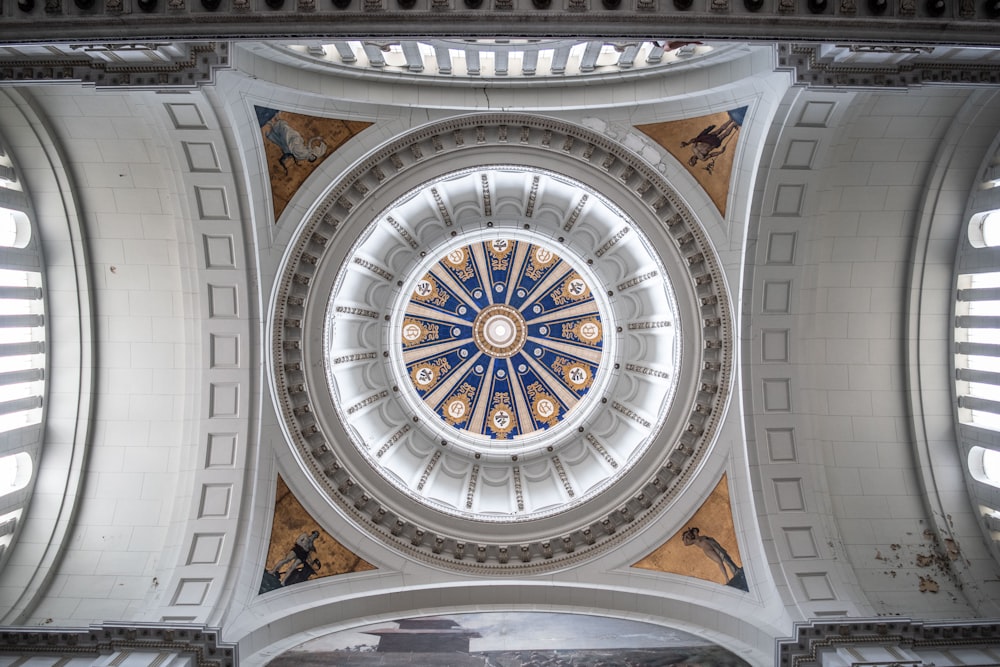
397 237 607 444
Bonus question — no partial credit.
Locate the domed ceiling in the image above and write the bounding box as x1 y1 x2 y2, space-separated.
326 166 682 522
271 113 734 573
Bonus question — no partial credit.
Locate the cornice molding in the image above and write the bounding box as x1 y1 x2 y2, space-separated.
2 6 1000 46
777 618 1000 666
0 623 236 667
0 42 229 88
779 42 1000 88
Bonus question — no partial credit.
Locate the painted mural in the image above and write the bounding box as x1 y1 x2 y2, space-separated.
266 612 752 666
259 476 375 594
255 106 371 222
635 106 747 217
632 474 748 591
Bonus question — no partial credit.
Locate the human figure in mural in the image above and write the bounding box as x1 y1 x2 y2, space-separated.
682 526 745 589
282 557 323 586
270 529 321 584
264 118 328 176
680 107 746 174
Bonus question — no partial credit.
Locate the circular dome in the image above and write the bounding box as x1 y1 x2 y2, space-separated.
272 114 732 572
324 167 681 522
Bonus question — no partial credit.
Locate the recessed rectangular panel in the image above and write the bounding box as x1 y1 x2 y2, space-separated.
774 478 805 511
798 101 835 127
524 473 563 513
765 428 797 462
565 450 606 494
206 433 237 468
210 333 240 368
762 281 791 313
166 103 207 129
208 284 238 318
478 478 514 514
766 232 796 264
203 234 236 269
762 378 791 412
195 186 230 220
798 572 836 600
209 382 239 418
188 533 225 565
773 184 805 216
783 139 817 169
762 329 789 362
183 141 221 172
199 483 232 518
172 578 212 606
426 468 464 508
784 527 819 558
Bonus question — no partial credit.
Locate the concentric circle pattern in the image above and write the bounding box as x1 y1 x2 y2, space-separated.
273 115 733 571
401 238 603 443
331 168 668 517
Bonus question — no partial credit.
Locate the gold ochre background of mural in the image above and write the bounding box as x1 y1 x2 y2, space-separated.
636 109 744 217
258 108 371 222
632 473 743 585
266 476 375 581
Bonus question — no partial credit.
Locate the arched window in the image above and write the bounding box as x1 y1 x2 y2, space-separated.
956 272 1000 431
0 268 44 435
987 448 1000 484
0 208 29 249
968 210 1000 248
969 446 1000 488
0 452 31 498
0 141 47 575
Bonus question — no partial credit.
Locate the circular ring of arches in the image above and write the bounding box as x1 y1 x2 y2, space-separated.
325 166 683 522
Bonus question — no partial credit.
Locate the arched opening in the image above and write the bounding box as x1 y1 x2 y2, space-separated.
955 272 1000 432
0 452 31 497
0 208 30 249
968 209 1000 248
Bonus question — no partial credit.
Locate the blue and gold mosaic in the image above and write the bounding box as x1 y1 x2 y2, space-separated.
402 239 604 440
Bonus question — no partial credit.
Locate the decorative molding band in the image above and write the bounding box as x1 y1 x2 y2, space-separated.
777 618 1000 666
0 623 236 667
780 42 1000 88
3 11 1000 46
148 95 253 623
0 42 229 88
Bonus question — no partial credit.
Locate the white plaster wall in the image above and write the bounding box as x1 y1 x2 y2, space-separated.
746 85 1000 621
6 86 200 625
